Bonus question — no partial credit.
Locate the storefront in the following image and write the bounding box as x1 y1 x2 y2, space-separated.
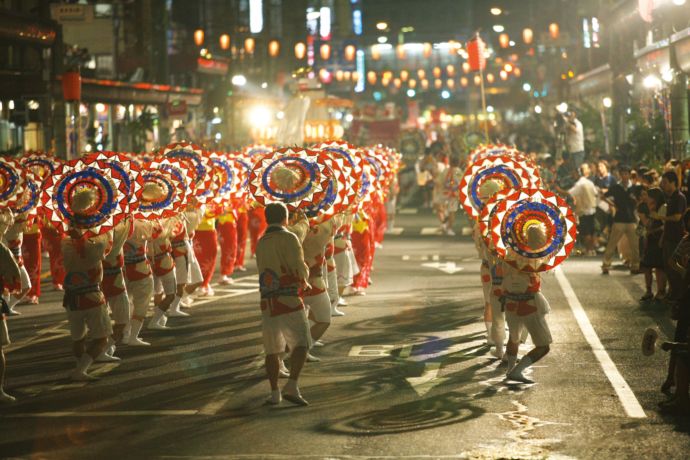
52 77 203 154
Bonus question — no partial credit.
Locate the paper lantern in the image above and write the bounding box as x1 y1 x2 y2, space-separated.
549 23 559 40
320 43 331 60
474 75 481 85
423 42 432 58
194 29 204 46
396 45 406 60
344 44 356 61
62 71 81 101
433 66 442 78
367 71 377 85
245 37 255 54
268 39 280 57
514 67 522 77
500 70 508 80
447 79 455 89
499 33 510 48
409 78 417 89
487 73 495 83
335 70 344 81
400 70 409 82
393 78 402 88
460 77 468 87
417 69 426 80
462 62 471 73
467 36 486 71
371 45 381 60
319 68 332 83
523 28 534 44
219 34 230 50
343 71 351 81
434 79 443 89
446 64 456 77
295 42 306 59
421 79 429 90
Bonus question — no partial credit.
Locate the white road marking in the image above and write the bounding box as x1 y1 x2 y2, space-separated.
555 267 646 418
385 227 404 235
421 261 464 274
405 362 448 396
401 255 411 261
420 227 443 235
432 254 440 261
398 208 418 215
348 345 396 357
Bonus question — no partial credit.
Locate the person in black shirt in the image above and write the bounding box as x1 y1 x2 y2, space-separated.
601 165 640 274
657 171 687 301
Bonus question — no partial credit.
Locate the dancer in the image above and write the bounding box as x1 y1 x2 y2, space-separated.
217 206 238 285
21 218 41 304
61 189 113 381
149 218 177 329
167 213 191 317
193 210 218 296
235 202 249 271
123 216 156 346
41 218 65 290
0 215 20 402
2 210 32 314
100 217 132 360
257 203 311 406
501 225 552 383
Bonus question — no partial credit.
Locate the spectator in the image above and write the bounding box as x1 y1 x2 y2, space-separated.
565 109 585 168
660 210 690 399
601 165 640 275
657 171 687 302
568 163 598 256
415 149 435 208
639 188 666 301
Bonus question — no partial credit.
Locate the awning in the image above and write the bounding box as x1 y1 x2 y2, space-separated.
672 27 690 74
570 64 613 97
634 39 671 74
52 77 204 107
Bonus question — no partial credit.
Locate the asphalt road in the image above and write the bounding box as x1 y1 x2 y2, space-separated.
1 210 689 459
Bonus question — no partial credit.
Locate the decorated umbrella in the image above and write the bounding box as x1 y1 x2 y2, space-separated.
313 141 363 211
154 157 195 210
78 151 144 214
303 156 337 224
227 155 250 202
41 160 130 238
21 154 58 183
0 158 27 210
12 169 41 215
161 142 209 200
486 188 577 272
132 165 185 220
243 144 273 158
458 154 539 220
248 147 330 212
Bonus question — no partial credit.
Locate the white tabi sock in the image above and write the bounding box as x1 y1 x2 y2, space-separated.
76 354 94 374
485 322 494 344
129 318 144 340
149 308 165 328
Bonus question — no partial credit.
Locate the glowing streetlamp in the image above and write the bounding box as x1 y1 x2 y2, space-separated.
194 29 204 46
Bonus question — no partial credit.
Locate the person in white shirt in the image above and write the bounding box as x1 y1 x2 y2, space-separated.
565 111 585 168
568 164 598 256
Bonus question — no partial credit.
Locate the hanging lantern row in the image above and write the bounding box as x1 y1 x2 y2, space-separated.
319 69 520 89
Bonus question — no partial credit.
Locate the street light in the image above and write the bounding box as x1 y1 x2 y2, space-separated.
219 34 230 50
556 102 568 113
441 90 451 99
490 7 502 15
231 74 247 86
493 24 505 33
522 82 531 92
268 39 280 57
602 97 612 108
523 28 533 44
376 22 388 31
295 42 306 59
534 105 542 114
406 89 416 97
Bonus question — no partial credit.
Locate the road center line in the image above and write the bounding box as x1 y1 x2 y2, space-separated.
555 267 646 418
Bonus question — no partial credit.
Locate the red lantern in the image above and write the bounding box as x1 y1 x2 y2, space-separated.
466 36 486 72
245 37 255 54
62 71 81 101
499 33 510 48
